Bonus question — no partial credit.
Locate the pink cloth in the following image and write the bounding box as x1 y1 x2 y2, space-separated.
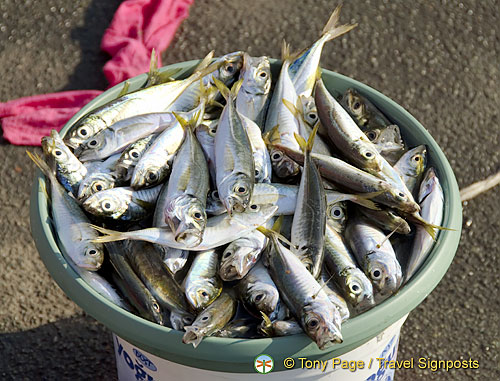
0 0 193 146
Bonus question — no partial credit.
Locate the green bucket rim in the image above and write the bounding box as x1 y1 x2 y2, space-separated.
30 58 462 373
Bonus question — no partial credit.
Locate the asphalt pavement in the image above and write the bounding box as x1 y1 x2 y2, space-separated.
0 0 498 379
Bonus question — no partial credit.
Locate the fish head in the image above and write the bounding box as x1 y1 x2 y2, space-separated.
247 283 279 316
214 51 244 86
65 115 107 149
302 301 343 350
326 202 347 233
41 131 72 165
230 203 278 230
241 54 271 95
78 244 105 270
388 187 420 213
146 296 166 326
366 251 402 297
77 173 116 201
167 196 207 248
220 239 260 281
219 173 253 214
353 140 383 172
407 145 427 177
418 167 438 203
170 310 195 331
343 268 375 313
300 95 319 127
75 132 108 160
195 123 217 147
82 192 128 219
131 160 169 189
341 88 368 126
269 148 300 179
186 279 221 311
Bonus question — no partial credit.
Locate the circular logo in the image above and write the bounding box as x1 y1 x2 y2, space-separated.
254 354 274 374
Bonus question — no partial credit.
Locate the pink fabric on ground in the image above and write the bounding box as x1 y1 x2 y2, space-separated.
102 0 193 87
0 0 193 146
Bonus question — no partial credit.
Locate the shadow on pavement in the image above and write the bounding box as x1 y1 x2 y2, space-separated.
0 315 116 380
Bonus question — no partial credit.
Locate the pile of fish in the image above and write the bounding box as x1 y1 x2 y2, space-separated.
29 6 446 350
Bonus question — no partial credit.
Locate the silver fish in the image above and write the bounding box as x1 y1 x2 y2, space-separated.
237 261 279 317
345 216 403 301
91 203 278 251
214 80 255 214
406 168 444 281
182 291 236 348
264 228 343 349
184 250 222 310
289 5 357 97
290 126 327 278
163 114 210 247
319 270 350 322
394 145 427 195
76 113 175 162
114 134 158 182
42 130 87 196
195 119 218 185
323 223 375 312
64 52 219 149
83 185 162 221
235 54 271 126
77 153 121 201
28 152 104 270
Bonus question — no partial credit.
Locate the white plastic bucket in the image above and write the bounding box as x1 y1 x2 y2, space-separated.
113 315 408 380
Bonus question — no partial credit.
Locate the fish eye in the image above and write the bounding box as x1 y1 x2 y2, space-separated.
92 182 104 192
235 185 247 194
350 282 361 294
223 251 232 259
201 316 209 321
152 302 160 312
130 150 140 159
209 128 217 134
371 269 382 279
398 192 405 198
255 293 264 302
87 248 98 256
255 169 260 176
352 101 361 110
307 113 317 121
88 139 98 147
102 201 113 211
259 71 267 78
307 318 319 329
184 316 194 324
212 190 219 199
193 212 202 220
365 151 373 158
54 150 62 157
201 291 208 297
413 155 421 162
366 131 377 141
148 172 158 182
77 127 88 138
249 204 259 211
329 206 343 219
225 64 234 73
272 151 283 160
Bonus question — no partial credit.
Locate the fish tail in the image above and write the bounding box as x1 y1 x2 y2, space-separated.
259 312 273 337
230 78 243 97
89 224 129 243
294 123 319 153
281 39 290 61
194 50 215 72
26 150 54 181
322 5 358 42
117 80 130 97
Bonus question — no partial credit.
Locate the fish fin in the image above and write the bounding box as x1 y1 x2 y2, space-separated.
321 5 358 42
194 50 215 72
213 77 230 101
89 224 129 243
157 68 182 83
281 39 290 61
272 215 283 234
259 312 273 337
230 78 243 97
257 218 293 248
294 133 307 152
263 125 281 147
38 177 52 206
172 111 190 130
409 213 455 240
282 98 301 120
27 151 54 180
117 81 130 97
133 198 156 210
349 191 384 210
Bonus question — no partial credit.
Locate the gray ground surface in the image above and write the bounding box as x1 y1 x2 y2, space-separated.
0 0 498 379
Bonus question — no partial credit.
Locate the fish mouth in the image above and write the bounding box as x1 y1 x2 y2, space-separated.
315 324 343 350
175 230 202 248
182 326 203 348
